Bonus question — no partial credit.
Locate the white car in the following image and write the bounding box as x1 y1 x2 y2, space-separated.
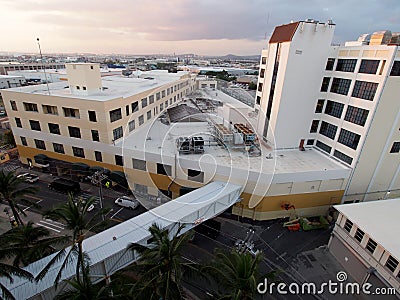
17 173 39 183
115 195 139 209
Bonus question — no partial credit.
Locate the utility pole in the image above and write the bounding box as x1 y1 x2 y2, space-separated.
36 37 51 95
92 170 107 221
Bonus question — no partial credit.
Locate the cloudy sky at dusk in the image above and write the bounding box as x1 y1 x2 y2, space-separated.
1 0 400 56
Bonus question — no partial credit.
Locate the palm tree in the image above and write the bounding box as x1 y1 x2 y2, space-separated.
0 262 33 300
0 170 38 226
203 250 276 300
0 221 68 267
36 194 109 287
127 223 197 300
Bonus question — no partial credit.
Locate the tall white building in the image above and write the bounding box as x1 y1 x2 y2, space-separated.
255 20 400 203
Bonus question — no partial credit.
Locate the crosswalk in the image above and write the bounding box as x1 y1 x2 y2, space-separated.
36 218 65 233
75 192 101 209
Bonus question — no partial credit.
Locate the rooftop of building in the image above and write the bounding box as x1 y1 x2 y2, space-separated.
335 198 400 260
4 70 190 101
118 89 350 179
0 75 25 79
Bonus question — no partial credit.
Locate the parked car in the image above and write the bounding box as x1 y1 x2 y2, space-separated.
17 173 39 183
114 195 139 209
48 178 81 194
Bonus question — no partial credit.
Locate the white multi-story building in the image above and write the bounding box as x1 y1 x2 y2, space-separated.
255 20 400 203
329 199 400 295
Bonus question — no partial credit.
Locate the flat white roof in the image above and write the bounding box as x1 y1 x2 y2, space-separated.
5 71 189 101
118 90 350 180
335 198 400 260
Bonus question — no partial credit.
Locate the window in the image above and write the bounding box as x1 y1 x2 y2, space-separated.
306 139 315 146
135 183 148 194
63 107 80 118
126 105 129 116
260 69 265 78
132 158 146 171
131 102 139 112
324 100 344 119
333 150 353 165
162 90 165 98
310 120 320 133
23 102 38 112
68 126 81 138
15 118 22 128
82 86 87 91
48 123 60 135
261 57 266 64
139 115 144 125
330 78 351 95
338 129 360 150
325 58 335 70
115 155 123 166
320 77 330 92
315 99 324 113
53 143 64 154
88 111 97 122
90 66 94 70
335 59 357 72
366 238 377 254
344 106 369 126
344 219 353 232
109 108 122 122
42 105 58 115
187 169 204 183
147 111 151 120
359 59 380 74
165 100 168 108
34 139 46 150
72 147 85 158
385 255 399 273
167 87 170 95
316 140 332 153
149 95 154 104
160 104 164 111
113 126 123 140
128 120 135 132
258 83 263 92
157 163 171 176
20 136 27 146
91 130 99 142
390 61 400 76
95 151 102 162
156 92 161 100
256 96 261 105
29 120 41 131
10 100 17 111
390 142 400 153
76 86 80 90
355 228 364 242
319 121 337 140
141 98 148 108
351 80 378 101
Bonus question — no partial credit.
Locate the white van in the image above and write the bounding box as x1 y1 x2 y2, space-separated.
114 195 139 209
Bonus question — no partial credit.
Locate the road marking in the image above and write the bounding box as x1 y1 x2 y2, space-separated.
110 207 123 219
23 199 43 212
25 195 43 201
43 218 65 227
110 218 124 223
39 220 65 230
36 223 61 233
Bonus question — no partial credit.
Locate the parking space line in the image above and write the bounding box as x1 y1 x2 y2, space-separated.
110 208 124 219
23 199 43 212
25 195 43 201
43 218 65 226
39 220 65 230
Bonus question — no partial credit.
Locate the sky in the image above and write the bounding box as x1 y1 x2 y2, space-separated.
1 0 400 56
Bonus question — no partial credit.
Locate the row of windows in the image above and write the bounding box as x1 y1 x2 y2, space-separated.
314 100 369 127
319 121 338 140
315 125 361 151
326 58 381 75
343 218 400 277
321 77 378 100
333 150 353 165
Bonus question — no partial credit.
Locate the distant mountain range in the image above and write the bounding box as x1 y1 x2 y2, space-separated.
207 54 260 61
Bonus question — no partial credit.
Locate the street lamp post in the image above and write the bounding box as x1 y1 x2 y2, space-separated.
92 170 106 221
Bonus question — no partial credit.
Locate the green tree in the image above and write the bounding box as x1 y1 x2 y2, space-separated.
0 170 38 226
0 262 33 300
203 250 275 300
4 131 15 147
0 221 68 267
127 223 197 300
37 195 109 287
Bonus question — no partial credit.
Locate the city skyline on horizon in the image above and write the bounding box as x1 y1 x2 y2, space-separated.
1 0 400 56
